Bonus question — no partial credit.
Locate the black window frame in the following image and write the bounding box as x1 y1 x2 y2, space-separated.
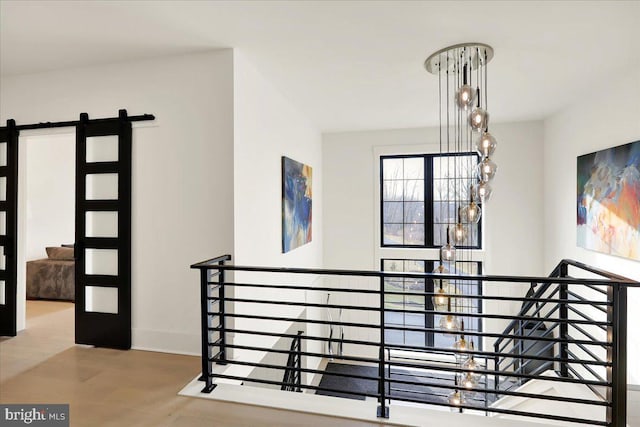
381 258 483 350
380 152 482 249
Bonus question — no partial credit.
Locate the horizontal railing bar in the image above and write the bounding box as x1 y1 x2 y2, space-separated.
215 342 379 365
216 322 608 347
222 313 381 335
209 373 379 398
208 330 612 368
214 358 380 383
219 280 612 305
382 324 610 346
195 263 629 286
568 338 606 364
571 281 608 296
500 328 559 373
527 297 561 323
206 350 611 400
518 323 560 362
566 290 608 313
221 281 380 294
514 342 557 374
211 328 378 347
386 376 609 407
223 297 380 312
394 394 608 426
565 364 607 401
190 254 233 268
384 307 608 326
565 349 607 383
567 305 607 331
385 357 610 386
560 258 636 283
495 286 561 351
568 324 606 347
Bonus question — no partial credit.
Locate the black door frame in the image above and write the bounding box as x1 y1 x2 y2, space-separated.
0 120 19 336
0 111 153 349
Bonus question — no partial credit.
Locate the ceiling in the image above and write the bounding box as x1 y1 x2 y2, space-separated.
1 1 638 132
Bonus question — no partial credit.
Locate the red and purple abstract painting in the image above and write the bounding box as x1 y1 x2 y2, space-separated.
282 156 312 253
577 140 640 260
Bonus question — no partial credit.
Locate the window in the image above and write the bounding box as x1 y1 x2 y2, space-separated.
382 259 482 349
381 153 481 248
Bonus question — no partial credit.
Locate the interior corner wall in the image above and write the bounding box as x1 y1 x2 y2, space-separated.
232 51 323 373
543 67 640 384
0 50 235 354
232 51 322 269
322 121 545 276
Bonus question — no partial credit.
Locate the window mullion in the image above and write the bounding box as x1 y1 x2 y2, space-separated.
425 155 433 248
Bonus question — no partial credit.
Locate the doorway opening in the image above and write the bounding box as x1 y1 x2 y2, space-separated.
17 130 76 337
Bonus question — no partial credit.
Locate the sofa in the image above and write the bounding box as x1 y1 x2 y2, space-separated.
26 246 75 301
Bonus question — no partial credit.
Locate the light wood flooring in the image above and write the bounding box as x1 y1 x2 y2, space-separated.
2 301 640 426
0 301 380 426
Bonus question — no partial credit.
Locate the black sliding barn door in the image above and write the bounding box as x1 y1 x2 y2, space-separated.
75 111 132 349
0 120 18 336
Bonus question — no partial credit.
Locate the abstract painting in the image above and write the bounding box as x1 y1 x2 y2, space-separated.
282 156 312 253
577 140 640 261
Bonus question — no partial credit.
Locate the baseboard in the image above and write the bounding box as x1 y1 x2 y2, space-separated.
132 328 200 356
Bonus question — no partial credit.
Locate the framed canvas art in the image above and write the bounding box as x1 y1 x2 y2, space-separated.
577 140 640 260
282 156 312 253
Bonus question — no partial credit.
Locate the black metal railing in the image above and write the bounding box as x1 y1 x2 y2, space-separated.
281 331 303 392
191 255 637 426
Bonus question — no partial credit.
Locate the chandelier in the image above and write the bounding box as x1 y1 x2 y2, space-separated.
424 43 497 410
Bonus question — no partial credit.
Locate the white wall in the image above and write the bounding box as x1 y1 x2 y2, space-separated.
23 133 75 261
232 51 324 380
233 51 322 269
322 121 545 356
323 121 545 276
1 50 235 353
543 68 640 384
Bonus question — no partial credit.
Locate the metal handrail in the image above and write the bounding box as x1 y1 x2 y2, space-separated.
192 255 635 426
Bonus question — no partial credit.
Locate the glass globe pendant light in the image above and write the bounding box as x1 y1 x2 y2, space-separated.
461 372 477 390
432 264 450 311
462 341 479 378
449 223 468 245
453 320 468 352
440 227 456 262
476 157 497 182
460 201 482 224
456 85 476 111
455 64 476 111
439 297 461 332
472 181 493 202
448 377 465 410
450 208 468 245
469 107 489 132
469 85 489 132
475 131 497 157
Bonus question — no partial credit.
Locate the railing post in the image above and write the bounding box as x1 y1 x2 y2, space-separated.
493 342 499 394
218 260 227 365
199 267 215 393
296 330 303 393
558 263 569 378
517 319 524 384
607 283 627 426
377 275 389 418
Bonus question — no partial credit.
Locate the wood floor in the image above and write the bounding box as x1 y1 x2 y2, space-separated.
2 301 639 426
0 301 380 426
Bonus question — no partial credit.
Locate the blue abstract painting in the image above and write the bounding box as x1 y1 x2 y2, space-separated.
282 156 312 253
